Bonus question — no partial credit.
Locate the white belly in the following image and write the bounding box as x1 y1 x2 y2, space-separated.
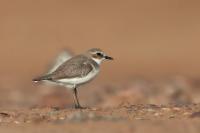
57 68 99 89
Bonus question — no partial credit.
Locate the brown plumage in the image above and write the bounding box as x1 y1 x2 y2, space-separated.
33 55 95 82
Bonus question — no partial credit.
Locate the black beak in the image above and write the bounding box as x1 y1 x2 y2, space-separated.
104 56 114 60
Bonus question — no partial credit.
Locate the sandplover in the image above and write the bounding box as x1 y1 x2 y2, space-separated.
33 48 113 109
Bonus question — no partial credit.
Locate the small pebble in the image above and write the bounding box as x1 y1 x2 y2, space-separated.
161 108 171 111
154 113 162 116
189 112 200 118
59 117 65 120
14 121 20 124
173 107 181 111
183 112 190 116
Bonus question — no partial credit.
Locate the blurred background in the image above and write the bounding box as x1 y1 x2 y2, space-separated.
0 0 200 108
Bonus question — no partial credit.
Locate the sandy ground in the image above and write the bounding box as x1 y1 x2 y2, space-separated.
0 77 200 133
1 104 200 133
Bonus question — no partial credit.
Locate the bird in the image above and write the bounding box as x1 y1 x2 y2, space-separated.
33 48 113 109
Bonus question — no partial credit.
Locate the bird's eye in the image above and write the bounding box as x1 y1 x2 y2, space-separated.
97 53 103 56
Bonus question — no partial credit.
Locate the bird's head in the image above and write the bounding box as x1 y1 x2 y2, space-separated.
86 48 113 64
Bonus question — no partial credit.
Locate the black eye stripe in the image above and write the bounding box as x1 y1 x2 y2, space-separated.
97 53 103 56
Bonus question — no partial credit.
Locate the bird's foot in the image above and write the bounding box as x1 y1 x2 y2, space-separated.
74 105 89 109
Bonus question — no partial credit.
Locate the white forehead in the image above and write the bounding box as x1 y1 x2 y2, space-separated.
88 48 104 54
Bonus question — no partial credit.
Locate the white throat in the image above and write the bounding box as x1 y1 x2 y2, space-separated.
92 58 104 65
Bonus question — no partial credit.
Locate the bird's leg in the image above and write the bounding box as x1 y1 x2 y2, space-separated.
73 87 84 109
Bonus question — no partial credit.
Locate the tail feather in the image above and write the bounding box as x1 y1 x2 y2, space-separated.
32 75 52 82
